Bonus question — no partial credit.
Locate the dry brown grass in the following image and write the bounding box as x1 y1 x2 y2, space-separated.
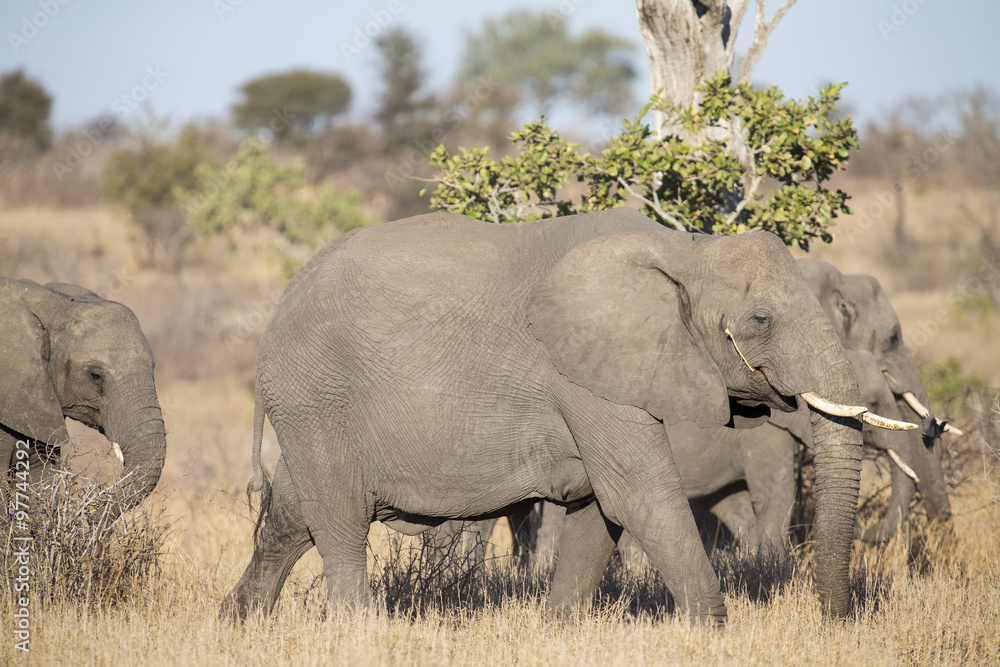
1 188 999 664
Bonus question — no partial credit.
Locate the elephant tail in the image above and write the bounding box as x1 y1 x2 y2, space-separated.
248 379 272 548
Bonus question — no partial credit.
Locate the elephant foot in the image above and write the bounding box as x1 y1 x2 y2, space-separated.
219 589 268 624
544 599 591 621
676 599 728 626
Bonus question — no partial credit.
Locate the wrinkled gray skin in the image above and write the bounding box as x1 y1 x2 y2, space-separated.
448 348 910 562
0 279 166 520
222 209 864 623
797 259 952 537
454 260 951 561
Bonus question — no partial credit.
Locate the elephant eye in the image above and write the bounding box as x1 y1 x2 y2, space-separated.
751 313 771 328
89 370 104 385
886 330 901 351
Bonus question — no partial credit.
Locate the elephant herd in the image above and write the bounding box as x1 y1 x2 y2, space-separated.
0 209 959 625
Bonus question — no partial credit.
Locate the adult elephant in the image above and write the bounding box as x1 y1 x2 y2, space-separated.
0 279 167 519
223 209 897 623
797 259 956 537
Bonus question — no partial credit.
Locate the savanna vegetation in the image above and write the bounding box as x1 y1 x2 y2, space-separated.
1 3 999 664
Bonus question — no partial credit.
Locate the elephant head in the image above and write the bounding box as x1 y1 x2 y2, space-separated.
0 278 166 515
797 259 952 529
529 226 893 617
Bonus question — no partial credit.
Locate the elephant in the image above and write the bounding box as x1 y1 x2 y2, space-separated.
223 208 902 624
438 347 918 564
673 347 923 551
797 259 955 537
0 278 167 520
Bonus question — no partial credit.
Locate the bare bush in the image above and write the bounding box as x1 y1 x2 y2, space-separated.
1 469 167 609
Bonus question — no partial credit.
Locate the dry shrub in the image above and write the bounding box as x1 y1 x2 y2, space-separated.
1 469 167 609
357 527 546 619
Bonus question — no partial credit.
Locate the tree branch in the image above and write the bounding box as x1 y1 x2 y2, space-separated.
615 175 688 231
738 0 798 84
725 0 753 68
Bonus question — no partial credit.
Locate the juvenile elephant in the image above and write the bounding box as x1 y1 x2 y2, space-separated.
0 278 166 517
224 209 898 623
797 259 955 537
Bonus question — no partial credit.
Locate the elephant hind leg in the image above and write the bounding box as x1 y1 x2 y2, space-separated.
545 500 621 617
221 456 314 621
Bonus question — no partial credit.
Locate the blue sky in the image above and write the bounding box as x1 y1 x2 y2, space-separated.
1 0 996 133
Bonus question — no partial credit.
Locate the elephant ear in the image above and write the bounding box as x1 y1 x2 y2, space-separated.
0 280 68 445
527 232 731 428
826 289 856 339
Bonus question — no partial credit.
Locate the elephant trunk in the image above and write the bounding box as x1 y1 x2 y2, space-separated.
101 380 166 521
806 361 864 618
883 354 953 525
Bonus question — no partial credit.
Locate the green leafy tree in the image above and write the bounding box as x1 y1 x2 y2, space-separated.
459 10 635 118
0 69 53 150
102 122 221 266
424 74 856 250
185 139 373 276
232 69 351 141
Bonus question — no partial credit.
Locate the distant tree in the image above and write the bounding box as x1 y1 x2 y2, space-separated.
185 139 374 278
374 28 434 152
232 69 351 141
459 10 635 118
0 69 53 150
102 121 223 268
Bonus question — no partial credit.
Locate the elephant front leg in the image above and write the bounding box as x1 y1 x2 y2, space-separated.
221 456 315 621
545 500 621 617
566 405 727 623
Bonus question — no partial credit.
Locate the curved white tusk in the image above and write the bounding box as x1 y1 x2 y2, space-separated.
887 448 920 484
943 423 964 436
112 442 125 464
902 391 964 436
882 370 899 388
901 391 931 418
800 391 868 417
861 412 919 431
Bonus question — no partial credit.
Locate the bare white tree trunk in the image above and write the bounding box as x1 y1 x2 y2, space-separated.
636 0 796 139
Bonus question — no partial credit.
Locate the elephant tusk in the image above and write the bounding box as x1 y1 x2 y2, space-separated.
861 412 919 431
887 448 920 484
112 442 125 464
902 391 964 436
901 391 930 418
882 370 899 388
800 391 868 417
